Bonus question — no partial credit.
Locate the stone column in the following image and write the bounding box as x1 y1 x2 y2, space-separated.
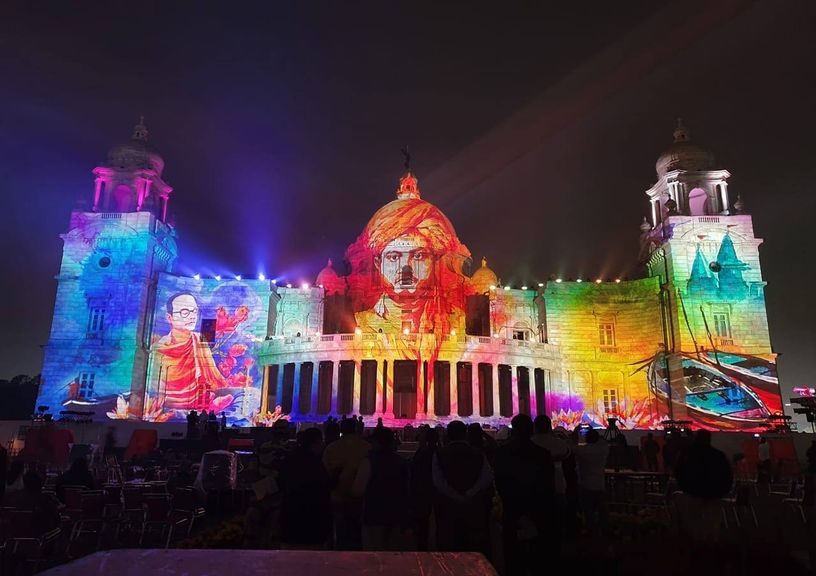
416 361 426 419
374 359 384 417
331 359 340 415
291 363 302 416
529 367 538 416
275 364 284 411
450 362 458 417
426 361 435 418
385 358 394 418
310 362 320 418
352 362 361 416
511 365 520 416
93 178 103 211
472 365 480 417
492 364 500 418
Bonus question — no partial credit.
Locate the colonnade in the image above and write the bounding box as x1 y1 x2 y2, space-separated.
264 358 551 421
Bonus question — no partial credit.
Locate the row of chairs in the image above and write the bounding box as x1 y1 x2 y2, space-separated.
61 483 206 550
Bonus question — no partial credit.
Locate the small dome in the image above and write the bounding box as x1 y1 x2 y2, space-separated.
316 259 345 295
471 257 498 294
106 118 165 176
655 119 715 177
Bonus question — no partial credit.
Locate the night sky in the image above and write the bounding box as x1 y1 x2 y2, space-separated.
2 1 815 423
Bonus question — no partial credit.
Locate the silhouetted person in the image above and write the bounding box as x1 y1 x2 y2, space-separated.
675 430 732 499
674 429 733 543
662 431 681 472
410 426 439 550
757 436 771 484
433 420 493 555
186 410 199 440
643 432 660 472
220 412 227 430
574 428 609 535
4 471 60 533
494 414 555 576
323 416 371 550
56 457 95 503
325 418 341 446
278 428 331 548
353 427 411 550
0 445 7 503
532 415 571 534
468 422 497 465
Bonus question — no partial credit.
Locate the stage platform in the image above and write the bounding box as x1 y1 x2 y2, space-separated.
40 549 497 576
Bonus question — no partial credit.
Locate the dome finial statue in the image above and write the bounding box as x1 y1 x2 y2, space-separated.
673 117 689 143
640 216 652 233
133 116 148 141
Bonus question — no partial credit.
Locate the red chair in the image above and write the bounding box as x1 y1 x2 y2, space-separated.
140 495 186 548
70 491 106 551
171 487 206 536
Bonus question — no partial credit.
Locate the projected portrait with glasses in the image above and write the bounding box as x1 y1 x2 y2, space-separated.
155 291 227 410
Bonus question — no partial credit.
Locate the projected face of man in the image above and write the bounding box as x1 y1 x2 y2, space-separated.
379 234 432 295
166 293 199 332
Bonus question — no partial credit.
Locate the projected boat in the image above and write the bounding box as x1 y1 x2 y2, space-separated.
647 352 770 429
701 351 778 393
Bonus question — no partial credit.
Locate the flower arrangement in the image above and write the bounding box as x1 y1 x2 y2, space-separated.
106 394 172 422
250 405 290 427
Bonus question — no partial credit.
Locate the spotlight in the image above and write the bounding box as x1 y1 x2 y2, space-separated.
556 278 563 283
493 333 500 338
258 273 266 281
272 279 277 284
355 327 362 335
301 282 310 290
538 282 544 287
193 273 200 280
236 275 242 281
403 328 410 335
450 329 456 336
319 284 324 289
615 278 621 283
286 283 292 288
595 278 602 284
521 285 528 290
504 286 511 291
489 285 496 290
576 279 582 283
214 275 221 281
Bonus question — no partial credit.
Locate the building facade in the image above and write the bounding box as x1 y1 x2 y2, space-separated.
37 119 783 430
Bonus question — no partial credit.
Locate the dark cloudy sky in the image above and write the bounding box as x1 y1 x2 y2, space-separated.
1 1 815 423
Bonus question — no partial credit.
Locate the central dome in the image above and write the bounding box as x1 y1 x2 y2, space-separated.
655 119 715 177
106 118 165 176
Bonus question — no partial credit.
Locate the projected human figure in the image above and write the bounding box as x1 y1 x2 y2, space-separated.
155 291 228 410
346 177 472 337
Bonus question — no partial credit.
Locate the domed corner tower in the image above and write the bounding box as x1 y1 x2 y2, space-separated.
37 119 179 421
639 119 781 426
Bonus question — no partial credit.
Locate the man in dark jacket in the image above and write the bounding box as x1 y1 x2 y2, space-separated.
494 414 555 576
674 429 733 543
278 428 332 548
433 420 493 555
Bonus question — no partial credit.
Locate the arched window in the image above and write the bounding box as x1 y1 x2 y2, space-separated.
687 187 708 215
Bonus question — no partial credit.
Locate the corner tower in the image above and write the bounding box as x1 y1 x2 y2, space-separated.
639 120 782 424
38 120 178 420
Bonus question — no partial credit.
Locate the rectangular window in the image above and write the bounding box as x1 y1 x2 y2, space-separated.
79 372 95 399
598 322 615 347
512 330 528 341
88 307 106 334
713 312 731 338
603 388 618 414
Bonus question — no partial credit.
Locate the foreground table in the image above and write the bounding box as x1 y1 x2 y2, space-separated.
41 549 497 576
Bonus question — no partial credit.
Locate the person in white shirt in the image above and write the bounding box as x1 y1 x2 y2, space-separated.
573 428 609 534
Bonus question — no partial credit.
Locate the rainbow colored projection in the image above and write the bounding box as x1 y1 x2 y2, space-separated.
37 120 784 430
